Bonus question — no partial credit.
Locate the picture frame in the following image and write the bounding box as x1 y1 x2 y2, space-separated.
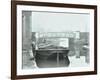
11 1 97 80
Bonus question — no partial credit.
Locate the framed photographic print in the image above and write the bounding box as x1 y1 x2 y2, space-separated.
11 1 97 80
